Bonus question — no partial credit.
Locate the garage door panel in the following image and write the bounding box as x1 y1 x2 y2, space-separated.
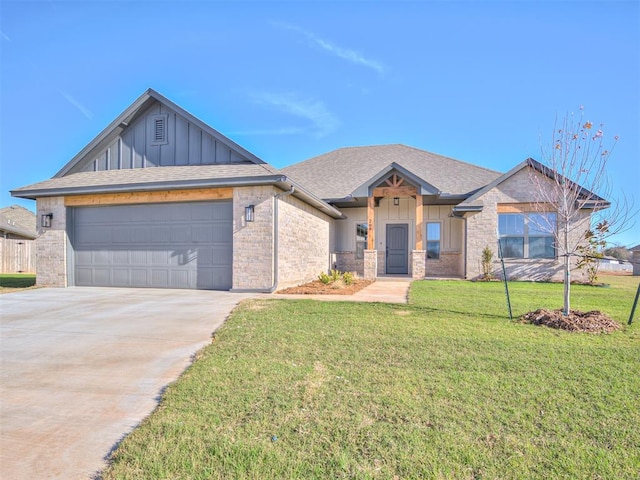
73 201 232 290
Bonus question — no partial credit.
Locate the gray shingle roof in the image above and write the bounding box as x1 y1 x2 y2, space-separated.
11 164 283 198
281 144 501 200
0 205 37 239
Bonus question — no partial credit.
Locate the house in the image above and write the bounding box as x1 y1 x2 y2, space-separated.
631 244 640 276
11 89 602 290
597 256 633 275
0 205 36 273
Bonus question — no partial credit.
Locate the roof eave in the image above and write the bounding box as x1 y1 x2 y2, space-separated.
11 174 345 219
11 175 287 200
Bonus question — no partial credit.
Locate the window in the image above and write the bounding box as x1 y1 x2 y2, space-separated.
426 222 441 259
498 212 556 259
356 223 368 259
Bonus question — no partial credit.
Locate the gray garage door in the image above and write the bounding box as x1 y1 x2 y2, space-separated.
72 201 233 290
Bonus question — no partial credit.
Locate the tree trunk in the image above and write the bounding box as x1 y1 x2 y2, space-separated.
563 221 570 315
564 253 571 315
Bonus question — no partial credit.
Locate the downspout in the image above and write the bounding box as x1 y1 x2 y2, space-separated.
266 186 295 293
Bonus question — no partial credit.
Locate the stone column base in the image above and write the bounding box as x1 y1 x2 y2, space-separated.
411 250 426 279
364 250 378 280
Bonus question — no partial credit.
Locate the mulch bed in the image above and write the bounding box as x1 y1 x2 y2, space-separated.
520 308 621 333
277 279 373 295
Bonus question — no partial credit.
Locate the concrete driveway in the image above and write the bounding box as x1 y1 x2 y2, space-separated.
0 287 254 480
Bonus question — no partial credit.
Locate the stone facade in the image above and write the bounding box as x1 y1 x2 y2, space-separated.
363 250 377 279
232 186 275 290
232 185 333 290
411 250 426 279
465 167 590 282
35 196 67 287
277 192 332 289
425 251 463 277
333 252 364 277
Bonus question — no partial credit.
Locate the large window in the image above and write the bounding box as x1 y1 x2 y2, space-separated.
498 212 556 259
356 223 368 259
426 222 441 259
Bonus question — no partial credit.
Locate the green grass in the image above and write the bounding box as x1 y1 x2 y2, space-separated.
103 276 640 479
0 273 36 288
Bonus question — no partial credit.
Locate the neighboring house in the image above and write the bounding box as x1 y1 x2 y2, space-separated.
631 244 640 276
597 256 633 274
11 89 604 290
0 205 37 273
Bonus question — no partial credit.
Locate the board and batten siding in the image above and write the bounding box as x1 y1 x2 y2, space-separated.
84 101 250 172
335 202 462 252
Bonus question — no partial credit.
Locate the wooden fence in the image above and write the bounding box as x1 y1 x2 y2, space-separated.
0 238 35 274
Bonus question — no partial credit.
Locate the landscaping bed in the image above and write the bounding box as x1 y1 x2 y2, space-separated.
520 308 621 333
277 278 373 295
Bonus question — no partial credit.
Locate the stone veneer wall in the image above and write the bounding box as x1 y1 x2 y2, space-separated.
425 251 463 277
333 252 364 277
465 167 590 282
277 192 332 289
232 186 275 290
35 196 67 287
633 250 640 276
411 250 426 279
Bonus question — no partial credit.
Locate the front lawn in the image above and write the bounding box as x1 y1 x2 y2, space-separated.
0 273 36 290
103 276 640 479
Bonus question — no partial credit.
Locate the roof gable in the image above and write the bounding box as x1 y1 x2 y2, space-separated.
56 89 265 177
282 144 501 200
351 162 440 198
454 158 610 213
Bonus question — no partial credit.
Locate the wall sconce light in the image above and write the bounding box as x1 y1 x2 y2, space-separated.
245 205 255 222
393 197 400 206
41 213 53 228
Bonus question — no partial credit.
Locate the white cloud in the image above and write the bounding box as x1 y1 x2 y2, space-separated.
253 92 340 138
59 91 93 119
0 30 11 42
276 22 385 74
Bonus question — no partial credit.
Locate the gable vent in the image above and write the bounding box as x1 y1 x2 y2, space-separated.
150 114 168 145
154 118 165 142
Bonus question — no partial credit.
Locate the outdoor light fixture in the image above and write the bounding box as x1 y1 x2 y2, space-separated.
393 197 400 206
245 205 255 222
41 213 53 228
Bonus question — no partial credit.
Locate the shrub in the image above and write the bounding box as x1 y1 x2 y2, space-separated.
318 272 331 284
481 246 494 280
330 269 342 282
343 272 354 285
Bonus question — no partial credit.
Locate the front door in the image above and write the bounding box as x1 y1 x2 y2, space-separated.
386 223 408 274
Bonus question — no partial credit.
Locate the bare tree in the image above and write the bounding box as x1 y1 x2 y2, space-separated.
530 107 634 315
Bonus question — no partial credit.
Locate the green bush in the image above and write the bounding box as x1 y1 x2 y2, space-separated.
331 269 342 282
318 272 331 284
343 271 354 285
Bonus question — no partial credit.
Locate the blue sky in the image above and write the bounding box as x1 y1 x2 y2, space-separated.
1 0 638 246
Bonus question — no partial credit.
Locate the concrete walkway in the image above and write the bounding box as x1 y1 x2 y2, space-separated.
272 277 412 303
0 287 255 480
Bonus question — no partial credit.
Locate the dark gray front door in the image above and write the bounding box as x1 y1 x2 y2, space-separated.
386 223 408 274
72 201 233 290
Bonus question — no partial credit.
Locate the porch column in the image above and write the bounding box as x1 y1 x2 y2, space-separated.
415 195 423 250
367 196 375 249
